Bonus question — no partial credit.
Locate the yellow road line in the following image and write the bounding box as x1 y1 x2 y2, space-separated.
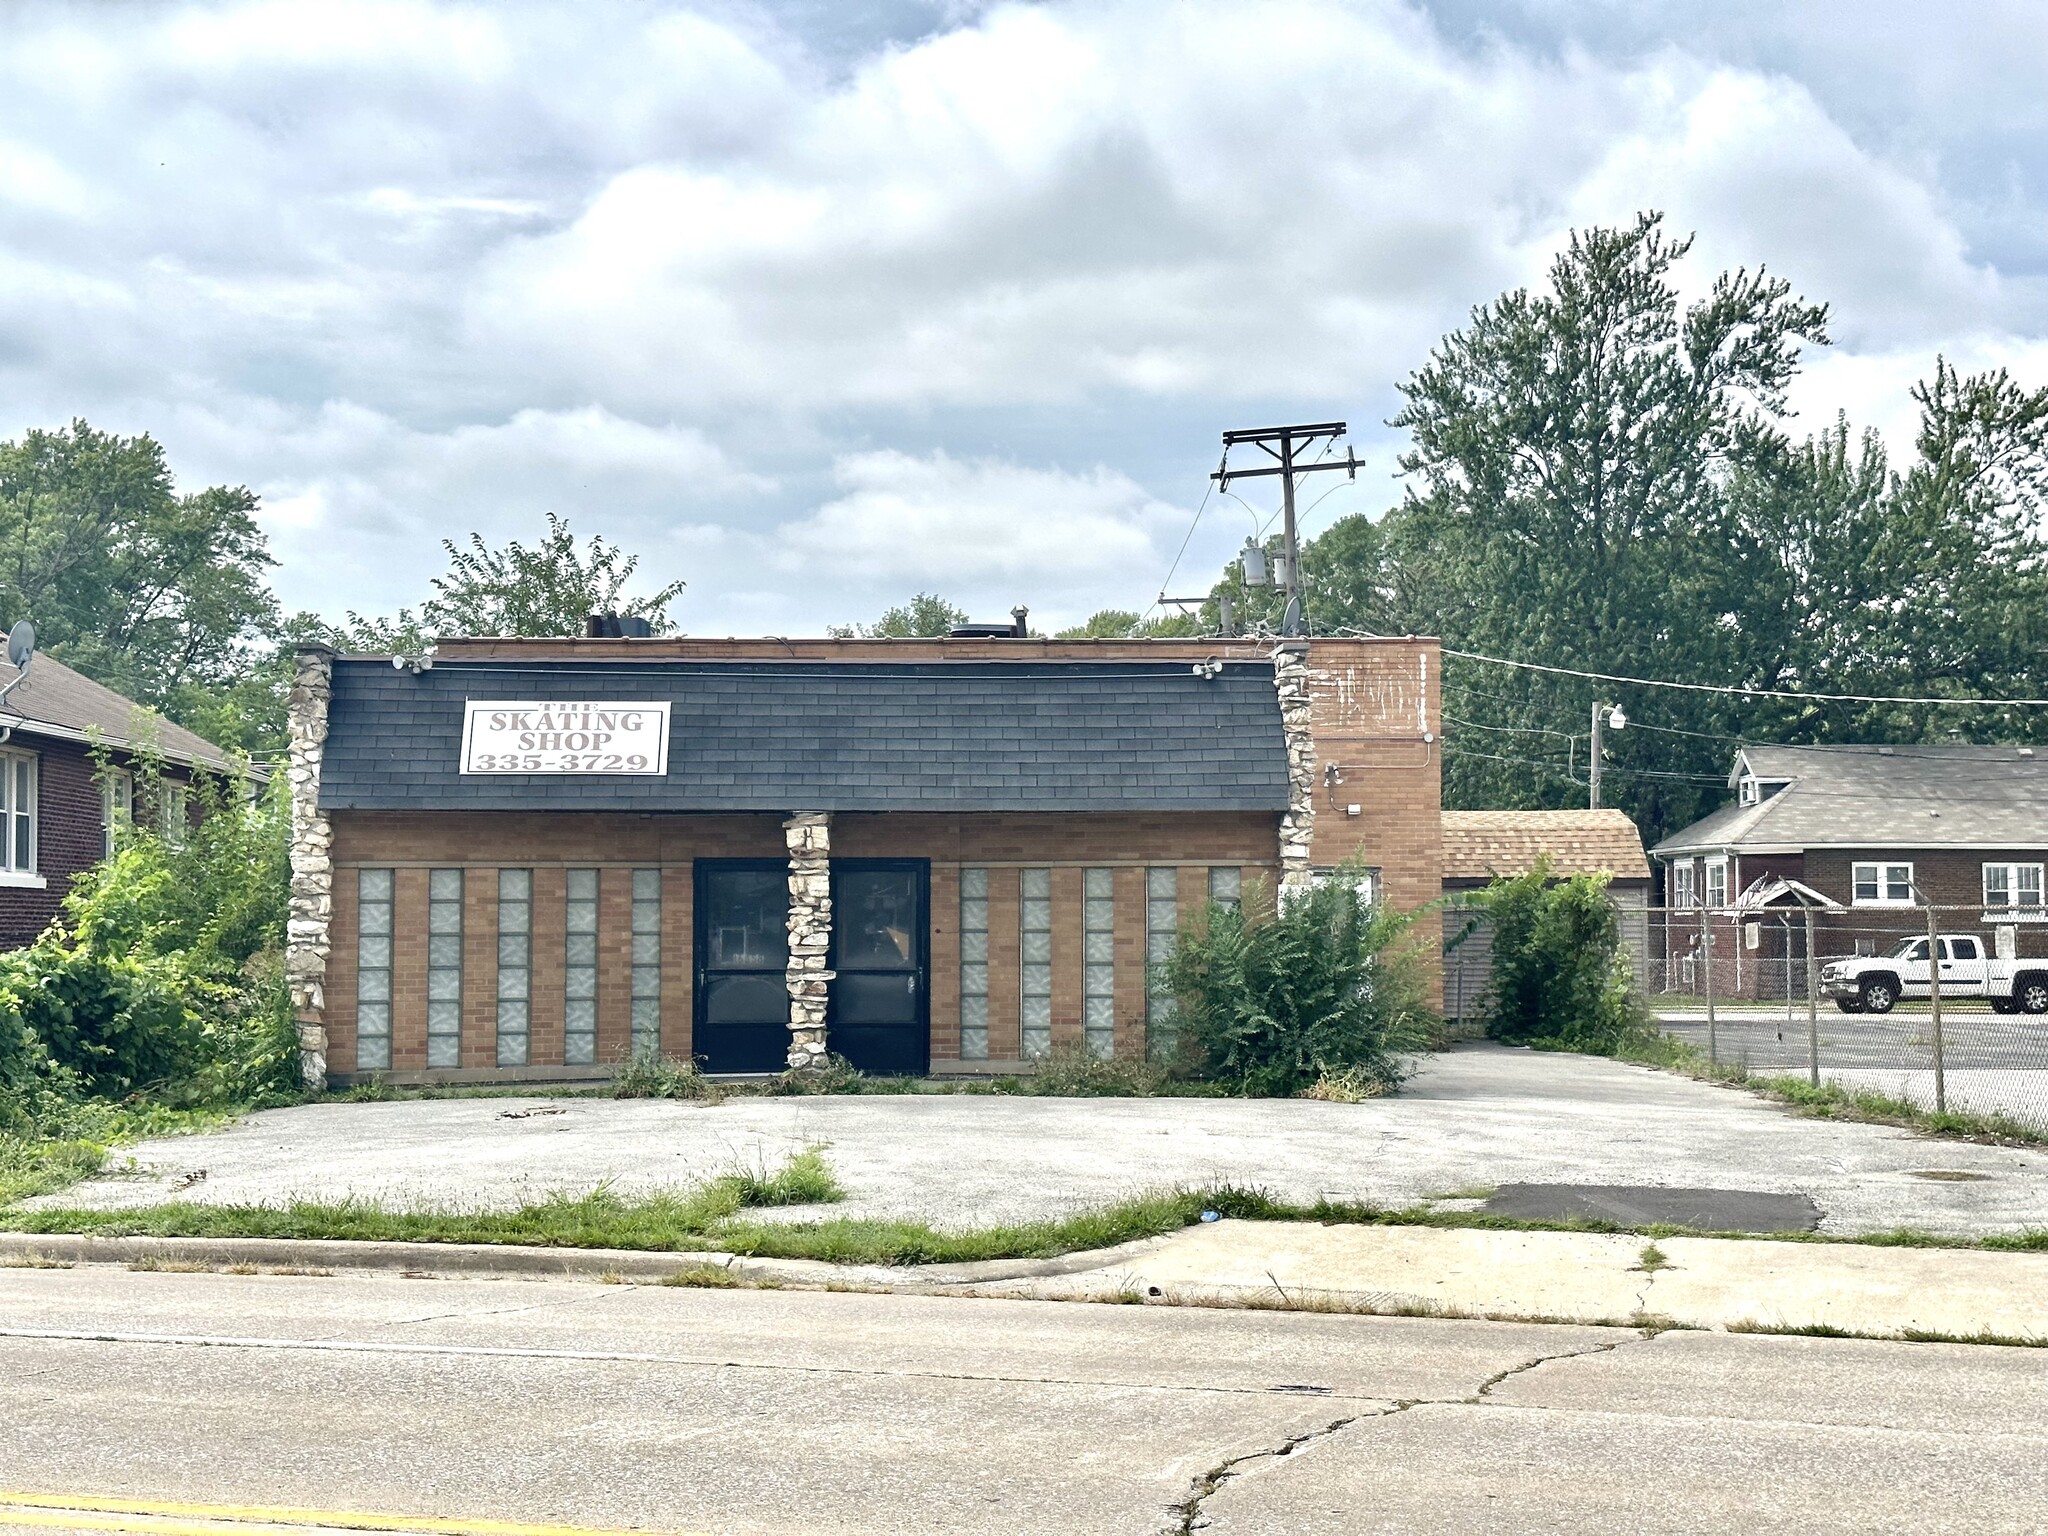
0 1494 703 1536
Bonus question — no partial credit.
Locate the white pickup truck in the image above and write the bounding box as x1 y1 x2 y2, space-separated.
1820 934 2048 1015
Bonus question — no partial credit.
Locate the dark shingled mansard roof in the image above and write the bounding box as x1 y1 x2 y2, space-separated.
320 657 1290 813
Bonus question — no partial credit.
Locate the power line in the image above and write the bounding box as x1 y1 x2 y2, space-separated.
1444 645 2048 708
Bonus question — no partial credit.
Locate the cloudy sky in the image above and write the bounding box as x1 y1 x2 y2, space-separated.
2 0 2044 635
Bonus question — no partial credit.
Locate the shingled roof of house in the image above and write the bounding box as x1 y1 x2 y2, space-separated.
1652 744 2048 855
1442 809 1652 883
0 654 239 771
321 656 1291 813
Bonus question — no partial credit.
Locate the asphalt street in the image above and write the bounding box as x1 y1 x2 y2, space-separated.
1 1267 2044 1535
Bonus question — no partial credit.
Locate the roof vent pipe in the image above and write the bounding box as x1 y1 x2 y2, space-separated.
1011 606 1029 637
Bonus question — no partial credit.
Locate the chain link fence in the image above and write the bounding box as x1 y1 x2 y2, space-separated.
1450 900 2048 1137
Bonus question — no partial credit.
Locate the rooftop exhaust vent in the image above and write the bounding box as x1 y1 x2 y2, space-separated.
586 613 653 639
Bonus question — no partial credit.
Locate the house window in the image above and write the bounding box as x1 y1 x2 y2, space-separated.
1704 857 1729 910
1739 778 1758 806
1208 866 1242 910
631 869 662 1058
1852 861 1914 907
1671 863 1696 909
427 868 464 1068
1019 868 1052 1058
159 782 189 847
564 869 598 1066
0 751 36 875
102 769 133 857
1145 867 1177 1047
1983 863 2045 914
356 869 393 1071
496 869 531 1067
1083 868 1115 1060
958 868 989 1060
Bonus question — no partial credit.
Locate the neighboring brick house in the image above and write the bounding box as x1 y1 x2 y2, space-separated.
285 631 1444 1086
1652 745 2048 1000
1440 809 1653 1020
0 653 242 947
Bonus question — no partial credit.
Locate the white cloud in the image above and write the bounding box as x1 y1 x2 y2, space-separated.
0 0 2040 634
774 449 1185 627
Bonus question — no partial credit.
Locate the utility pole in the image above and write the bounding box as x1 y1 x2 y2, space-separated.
1588 701 1626 810
1212 422 1360 637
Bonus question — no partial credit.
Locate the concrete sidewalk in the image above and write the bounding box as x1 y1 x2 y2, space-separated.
1024 1220 2048 1341
7 1218 2044 1343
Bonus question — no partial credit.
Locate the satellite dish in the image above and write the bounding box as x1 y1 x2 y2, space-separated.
5 621 31 673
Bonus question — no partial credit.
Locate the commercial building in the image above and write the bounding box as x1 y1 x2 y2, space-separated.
285 632 1443 1086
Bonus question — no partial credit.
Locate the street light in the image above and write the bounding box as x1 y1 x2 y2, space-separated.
1590 701 1626 809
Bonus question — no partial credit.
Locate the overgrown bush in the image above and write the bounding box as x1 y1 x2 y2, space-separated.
1161 868 1434 1097
1479 862 1649 1053
1026 1042 1170 1097
612 1052 724 1102
0 759 295 1121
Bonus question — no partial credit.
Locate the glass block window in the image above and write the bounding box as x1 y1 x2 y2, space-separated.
1020 867 1052 1058
959 867 989 1060
630 869 661 1058
1208 866 1241 910
564 868 599 1066
1145 866 1178 1049
355 869 393 1071
496 869 531 1067
426 868 464 1068
1083 868 1115 1059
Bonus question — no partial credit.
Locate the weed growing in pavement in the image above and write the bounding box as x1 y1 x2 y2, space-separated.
610 1054 726 1103
1300 1065 1395 1103
1634 1243 1671 1273
659 1265 742 1288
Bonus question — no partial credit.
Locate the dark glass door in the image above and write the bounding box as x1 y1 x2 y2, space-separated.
693 861 791 1073
829 861 929 1076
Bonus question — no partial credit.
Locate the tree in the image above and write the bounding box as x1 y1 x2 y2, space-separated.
827 593 969 638
0 421 279 732
1370 213 1835 838
344 512 685 645
1052 608 1201 639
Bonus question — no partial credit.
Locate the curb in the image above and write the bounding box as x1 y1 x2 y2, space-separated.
0 1230 1174 1289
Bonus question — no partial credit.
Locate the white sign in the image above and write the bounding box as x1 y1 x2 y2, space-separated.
461 701 670 775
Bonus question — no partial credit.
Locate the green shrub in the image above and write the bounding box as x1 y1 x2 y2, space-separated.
0 942 209 1097
1161 869 1434 1097
1479 861 1649 1053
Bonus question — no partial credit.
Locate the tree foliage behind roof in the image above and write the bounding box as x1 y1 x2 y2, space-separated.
339 511 686 650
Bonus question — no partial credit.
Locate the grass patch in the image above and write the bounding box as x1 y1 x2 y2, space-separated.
1635 1242 1672 1274
1 1100 245 1207
1608 1033 2048 1149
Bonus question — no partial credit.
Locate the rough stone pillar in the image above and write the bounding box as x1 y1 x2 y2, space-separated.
286 645 337 1091
783 812 833 1073
1272 642 1315 897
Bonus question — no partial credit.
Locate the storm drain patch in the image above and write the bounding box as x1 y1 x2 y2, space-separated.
1482 1183 1821 1233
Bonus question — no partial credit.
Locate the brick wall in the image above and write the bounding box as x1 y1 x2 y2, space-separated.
326 809 1293 1077
0 734 204 949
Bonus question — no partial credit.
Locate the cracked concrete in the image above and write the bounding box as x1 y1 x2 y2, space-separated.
36 1044 2048 1236
1171 1336 1645 1533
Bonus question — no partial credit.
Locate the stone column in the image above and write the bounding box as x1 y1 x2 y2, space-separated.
286 645 337 1090
1272 641 1315 897
783 812 833 1073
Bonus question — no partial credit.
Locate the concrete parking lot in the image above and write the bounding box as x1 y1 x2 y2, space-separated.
34 1044 2048 1238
